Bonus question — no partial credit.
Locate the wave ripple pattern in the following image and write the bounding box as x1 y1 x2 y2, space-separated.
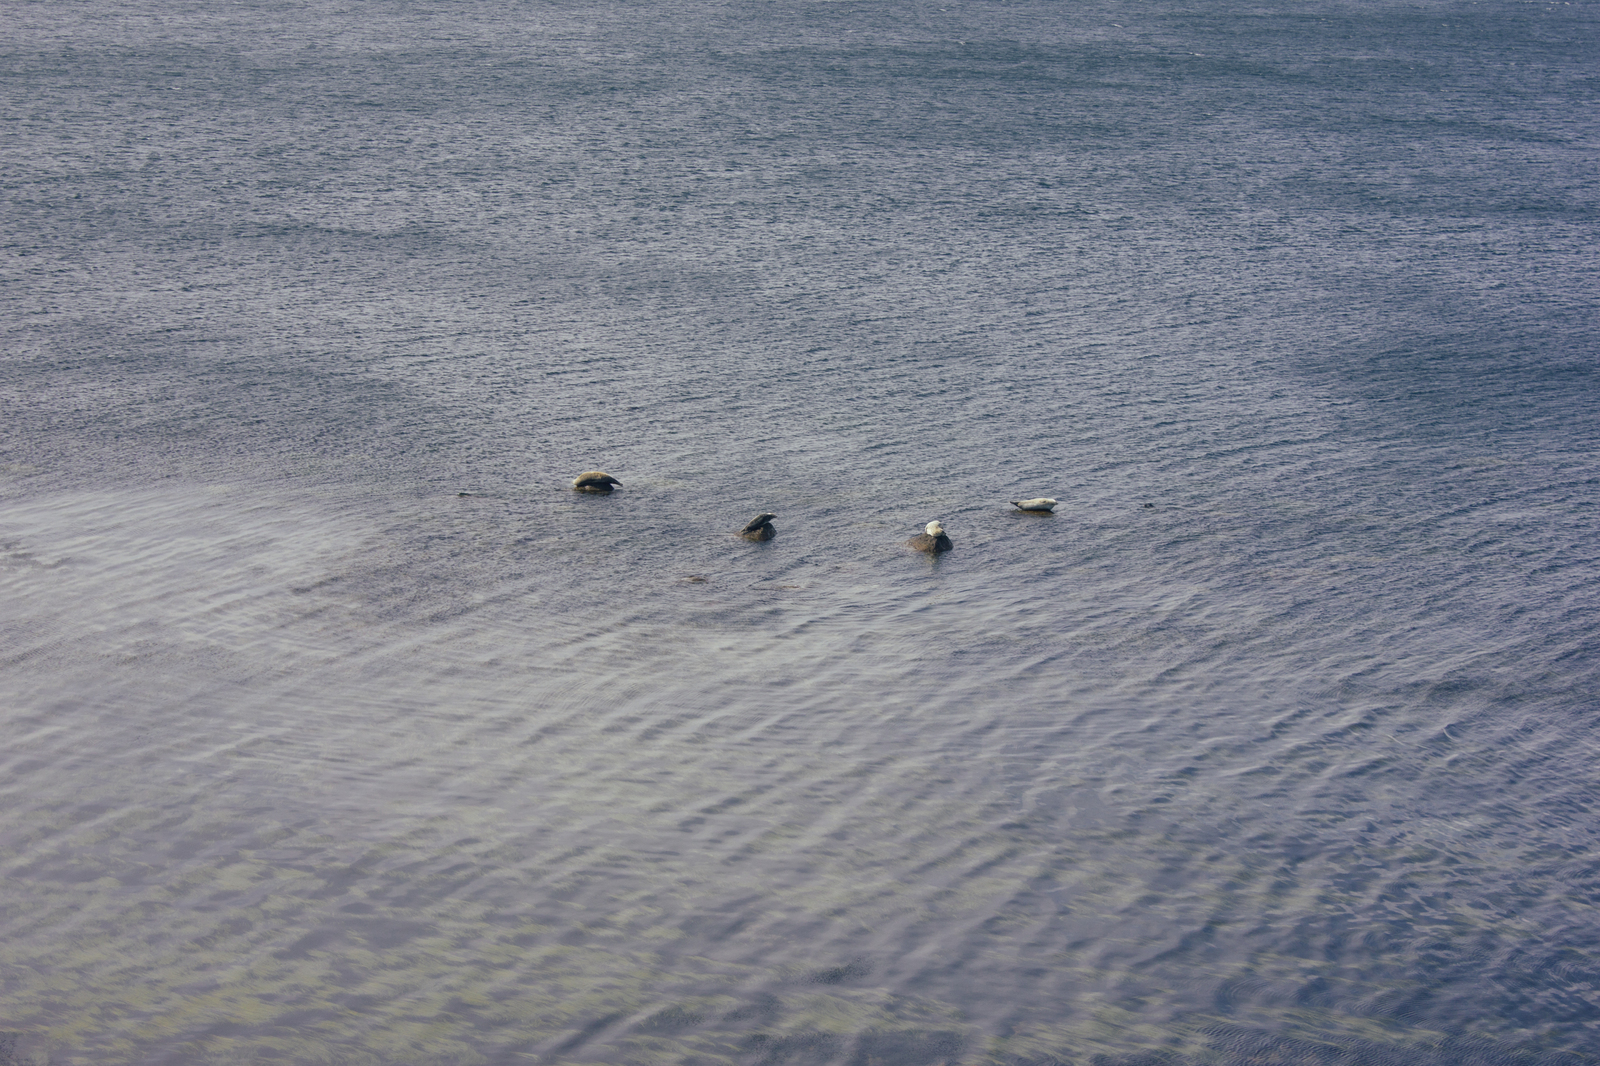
2 0 1598 1064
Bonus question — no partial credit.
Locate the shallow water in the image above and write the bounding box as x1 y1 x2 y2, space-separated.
3 0 1599 1063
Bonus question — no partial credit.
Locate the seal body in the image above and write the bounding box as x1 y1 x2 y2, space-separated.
908 520 952 553
572 470 621 493
1011 498 1057 512
740 513 777 541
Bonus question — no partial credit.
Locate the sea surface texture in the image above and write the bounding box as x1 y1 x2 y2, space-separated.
2 0 1598 1063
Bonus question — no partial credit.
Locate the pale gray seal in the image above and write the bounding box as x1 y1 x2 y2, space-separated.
572 471 621 493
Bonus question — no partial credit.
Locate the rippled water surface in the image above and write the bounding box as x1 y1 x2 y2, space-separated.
3 0 1599 1063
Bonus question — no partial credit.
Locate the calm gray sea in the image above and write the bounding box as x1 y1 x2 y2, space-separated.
3 0 1599 1063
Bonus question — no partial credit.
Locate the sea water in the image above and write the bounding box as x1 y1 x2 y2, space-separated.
2 0 1598 1063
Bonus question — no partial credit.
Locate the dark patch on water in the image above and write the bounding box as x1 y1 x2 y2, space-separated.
807 959 873 985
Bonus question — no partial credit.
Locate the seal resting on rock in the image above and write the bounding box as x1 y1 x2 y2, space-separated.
907 520 952 553
1011 497 1057 512
572 471 621 493
739 513 777 541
